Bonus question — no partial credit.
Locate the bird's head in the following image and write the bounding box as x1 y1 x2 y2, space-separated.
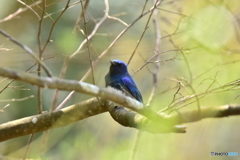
109 60 128 75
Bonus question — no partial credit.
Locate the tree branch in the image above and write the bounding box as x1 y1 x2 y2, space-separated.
106 101 186 134
0 67 240 142
166 104 240 124
1 97 240 142
0 29 53 77
0 67 146 114
0 98 106 142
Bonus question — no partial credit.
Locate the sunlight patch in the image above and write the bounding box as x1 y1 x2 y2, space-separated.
187 6 234 49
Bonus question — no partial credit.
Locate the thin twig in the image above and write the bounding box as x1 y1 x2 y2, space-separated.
205 71 222 92
106 12 128 26
0 0 42 23
57 0 165 110
145 0 162 106
80 1 96 85
50 57 70 111
69 0 109 59
141 0 149 14
180 77 200 111
43 1 83 20
0 29 53 77
56 0 111 110
0 104 10 113
30 1 46 159
134 49 180 74
17 0 41 19
159 82 181 113
36 0 46 117
73 0 90 33
0 95 34 102
23 134 34 160
130 1 163 159
157 8 187 17
41 0 71 53
0 62 39 93
129 131 142 160
128 0 163 65
162 78 240 113
0 79 14 93
0 77 8 83
169 37 193 84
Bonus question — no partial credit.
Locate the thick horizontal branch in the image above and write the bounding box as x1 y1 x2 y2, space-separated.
106 101 186 133
107 103 240 133
0 67 166 122
1 96 240 142
0 97 184 142
0 98 107 142
166 104 240 124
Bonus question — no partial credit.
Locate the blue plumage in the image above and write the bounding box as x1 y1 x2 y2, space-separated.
105 60 143 103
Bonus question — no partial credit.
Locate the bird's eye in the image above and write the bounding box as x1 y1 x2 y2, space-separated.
119 64 124 67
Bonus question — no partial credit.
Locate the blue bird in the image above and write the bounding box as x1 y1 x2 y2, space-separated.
105 60 143 103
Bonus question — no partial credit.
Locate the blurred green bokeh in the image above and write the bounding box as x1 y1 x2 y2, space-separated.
0 0 240 160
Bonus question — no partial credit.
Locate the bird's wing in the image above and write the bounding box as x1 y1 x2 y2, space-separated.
121 76 143 102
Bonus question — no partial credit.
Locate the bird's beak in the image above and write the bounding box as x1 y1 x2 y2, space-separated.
110 60 116 65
